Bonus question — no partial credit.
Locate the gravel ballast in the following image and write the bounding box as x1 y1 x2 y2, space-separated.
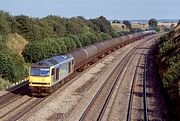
19 37 157 121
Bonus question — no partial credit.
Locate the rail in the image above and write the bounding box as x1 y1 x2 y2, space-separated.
79 36 155 121
127 51 142 121
127 43 151 121
143 53 148 121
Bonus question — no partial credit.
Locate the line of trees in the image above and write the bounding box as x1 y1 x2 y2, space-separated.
22 32 112 63
0 10 133 89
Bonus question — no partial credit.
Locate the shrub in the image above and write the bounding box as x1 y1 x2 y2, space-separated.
98 32 112 41
0 52 25 82
162 62 180 89
0 78 10 90
22 38 62 63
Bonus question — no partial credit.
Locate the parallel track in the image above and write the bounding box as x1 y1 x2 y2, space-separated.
143 51 148 121
79 35 157 121
0 81 29 109
0 89 29 110
0 34 156 120
0 96 46 120
127 41 154 121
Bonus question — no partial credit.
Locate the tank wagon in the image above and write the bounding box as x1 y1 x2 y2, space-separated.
29 31 156 95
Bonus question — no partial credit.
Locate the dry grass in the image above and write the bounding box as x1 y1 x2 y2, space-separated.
158 22 177 27
171 24 180 39
132 23 148 30
0 78 10 90
7 33 28 56
112 23 148 31
111 23 129 32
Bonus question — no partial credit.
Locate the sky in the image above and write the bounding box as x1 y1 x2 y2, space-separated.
0 0 179 20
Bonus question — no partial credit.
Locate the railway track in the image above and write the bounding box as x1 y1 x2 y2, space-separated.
79 35 157 121
126 42 152 121
0 81 29 109
0 95 45 120
0 78 46 121
0 34 157 120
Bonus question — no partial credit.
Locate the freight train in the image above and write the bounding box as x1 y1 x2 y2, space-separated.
29 31 155 95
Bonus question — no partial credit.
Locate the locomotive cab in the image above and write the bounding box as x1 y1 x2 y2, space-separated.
29 55 74 95
29 67 51 86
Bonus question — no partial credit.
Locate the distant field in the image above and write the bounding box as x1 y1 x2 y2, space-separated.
132 23 148 30
111 23 129 32
112 22 178 31
158 22 177 27
111 23 148 31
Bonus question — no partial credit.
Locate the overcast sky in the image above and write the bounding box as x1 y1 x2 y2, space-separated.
0 0 179 20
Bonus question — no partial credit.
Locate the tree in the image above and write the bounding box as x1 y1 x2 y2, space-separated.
148 18 158 29
178 19 180 26
123 20 133 32
22 38 62 63
90 16 112 34
0 52 26 82
0 11 11 35
41 15 66 37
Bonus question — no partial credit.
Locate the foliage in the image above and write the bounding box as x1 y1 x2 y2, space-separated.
22 31 111 63
0 36 26 83
123 20 133 32
0 51 26 83
178 19 180 26
0 10 127 85
162 61 180 89
68 35 82 48
148 18 158 30
22 38 62 63
0 11 11 35
90 16 112 34
158 33 169 45
156 27 180 120
0 78 10 90
112 20 121 24
98 32 112 41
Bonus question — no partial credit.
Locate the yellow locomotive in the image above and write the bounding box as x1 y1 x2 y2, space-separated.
29 55 74 95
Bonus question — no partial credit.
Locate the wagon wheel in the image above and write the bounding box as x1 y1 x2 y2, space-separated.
38 88 43 95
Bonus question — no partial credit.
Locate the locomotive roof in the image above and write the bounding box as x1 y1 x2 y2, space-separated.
32 55 73 67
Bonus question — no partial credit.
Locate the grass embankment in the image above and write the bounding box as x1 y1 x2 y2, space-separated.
156 24 180 120
7 33 28 56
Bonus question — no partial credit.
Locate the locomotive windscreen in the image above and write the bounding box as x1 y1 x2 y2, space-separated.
30 67 50 76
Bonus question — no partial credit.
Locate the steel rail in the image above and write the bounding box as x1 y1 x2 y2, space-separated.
127 49 142 121
126 41 153 121
79 35 156 121
144 52 148 121
0 81 29 107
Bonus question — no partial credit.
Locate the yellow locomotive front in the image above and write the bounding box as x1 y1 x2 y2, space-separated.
29 55 74 96
29 66 52 94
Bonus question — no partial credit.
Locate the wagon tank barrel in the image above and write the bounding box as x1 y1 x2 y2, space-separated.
28 31 156 95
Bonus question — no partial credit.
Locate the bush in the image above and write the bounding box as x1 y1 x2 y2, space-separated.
63 37 77 51
79 33 91 46
22 38 62 63
158 34 169 45
159 40 174 58
0 11 11 36
0 52 25 82
162 62 180 89
98 32 112 41
157 31 180 120
0 78 10 90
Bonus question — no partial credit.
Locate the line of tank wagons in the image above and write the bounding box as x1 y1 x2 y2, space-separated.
29 31 156 95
